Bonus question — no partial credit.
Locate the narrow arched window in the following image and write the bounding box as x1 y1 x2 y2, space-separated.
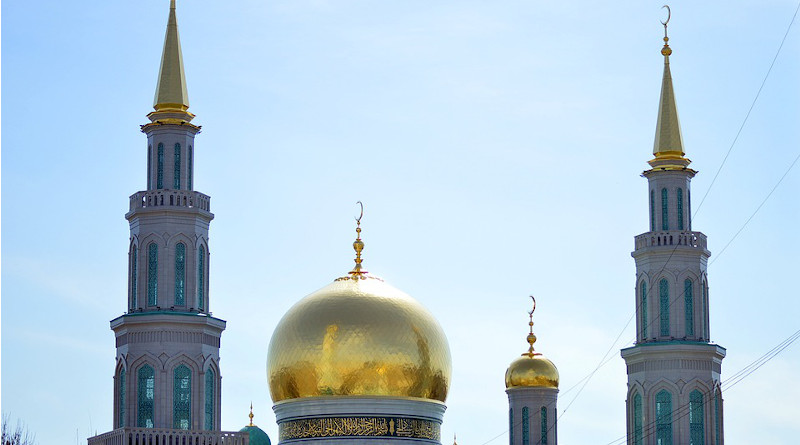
173 365 191 429
509 408 513 445
198 245 205 310
650 190 655 231
137 365 155 428
688 189 692 230
147 145 152 189
173 143 181 189
157 143 164 189
131 245 138 309
690 390 704 445
118 368 126 428
714 390 721 445
659 279 670 337
205 370 215 430
685 279 694 337
661 188 669 230
521 406 529 445
633 393 643 445
540 407 547 445
640 281 648 340
703 284 709 340
677 188 684 230
655 390 673 445
175 243 186 306
147 243 158 306
188 146 193 190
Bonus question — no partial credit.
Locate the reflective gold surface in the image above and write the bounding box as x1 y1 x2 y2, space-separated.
268 277 452 402
505 354 560 389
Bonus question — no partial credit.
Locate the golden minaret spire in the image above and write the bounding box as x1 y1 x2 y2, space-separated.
649 5 691 171
248 402 255 426
153 0 190 114
523 296 540 357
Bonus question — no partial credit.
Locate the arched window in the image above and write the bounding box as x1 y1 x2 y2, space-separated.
703 284 709 340
137 365 155 428
198 245 205 310
175 243 186 306
521 406 529 445
118 368 126 428
659 279 670 337
173 365 191 429
661 188 669 230
509 408 513 445
714 390 722 445
684 279 694 337
157 143 164 189
540 407 547 445
655 390 673 445
633 393 643 445
677 188 684 230
688 189 692 230
188 146 193 190
689 390 704 445
131 245 138 309
173 143 181 189
205 370 215 430
147 145 152 189
640 281 648 340
147 243 158 306
650 190 655 232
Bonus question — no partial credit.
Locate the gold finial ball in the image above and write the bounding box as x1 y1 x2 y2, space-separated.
527 333 537 345
661 46 672 56
353 239 364 252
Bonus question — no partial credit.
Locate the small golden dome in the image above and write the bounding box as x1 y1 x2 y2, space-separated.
505 354 559 389
267 277 452 403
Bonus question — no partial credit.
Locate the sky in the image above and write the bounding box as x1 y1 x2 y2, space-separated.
2 0 799 444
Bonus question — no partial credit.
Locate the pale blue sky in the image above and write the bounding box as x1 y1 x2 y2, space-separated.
2 1 799 444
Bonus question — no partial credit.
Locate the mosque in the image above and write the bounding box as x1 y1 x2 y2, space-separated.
87 2 725 445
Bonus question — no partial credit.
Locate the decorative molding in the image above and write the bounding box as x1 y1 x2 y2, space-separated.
116 331 220 347
279 416 440 441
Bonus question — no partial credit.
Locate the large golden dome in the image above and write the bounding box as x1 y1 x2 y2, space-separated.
267 276 452 403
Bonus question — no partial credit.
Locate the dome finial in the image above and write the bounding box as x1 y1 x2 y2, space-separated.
660 5 672 57
524 296 539 357
249 402 254 426
348 201 368 279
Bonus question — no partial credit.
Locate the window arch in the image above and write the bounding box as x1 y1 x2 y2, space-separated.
685 279 694 337
130 245 138 309
205 370 215 430
118 367 126 428
659 279 670 337
173 143 181 189
147 243 158 306
137 365 155 428
633 393 643 445
173 365 191 429
640 281 648 340
157 143 164 189
540 407 547 445
521 406 529 445
650 190 655 231
188 146 193 190
655 390 673 445
677 188 684 230
661 188 669 230
175 243 186 306
198 245 205 310
689 390 704 445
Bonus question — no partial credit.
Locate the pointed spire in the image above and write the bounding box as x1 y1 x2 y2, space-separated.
153 0 190 113
523 296 540 358
248 402 255 426
348 201 368 279
649 6 691 170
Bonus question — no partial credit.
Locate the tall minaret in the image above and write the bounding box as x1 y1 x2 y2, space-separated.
110 0 225 432
621 11 725 445
505 298 559 445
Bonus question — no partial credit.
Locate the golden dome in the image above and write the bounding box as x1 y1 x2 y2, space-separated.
505 353 559 389
267 276 452 403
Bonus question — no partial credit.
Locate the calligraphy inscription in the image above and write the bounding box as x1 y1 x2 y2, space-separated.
279 416 440 441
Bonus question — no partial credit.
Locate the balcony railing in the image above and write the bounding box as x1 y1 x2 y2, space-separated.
634 231 707 251
129 190 211 213
88 428 248 445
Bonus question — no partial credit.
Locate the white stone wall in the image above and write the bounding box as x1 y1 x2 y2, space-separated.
506 387 557 445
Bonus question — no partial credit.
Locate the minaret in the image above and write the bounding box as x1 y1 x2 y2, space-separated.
505 298 559 445
109 0 225 432
621 10 725 445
